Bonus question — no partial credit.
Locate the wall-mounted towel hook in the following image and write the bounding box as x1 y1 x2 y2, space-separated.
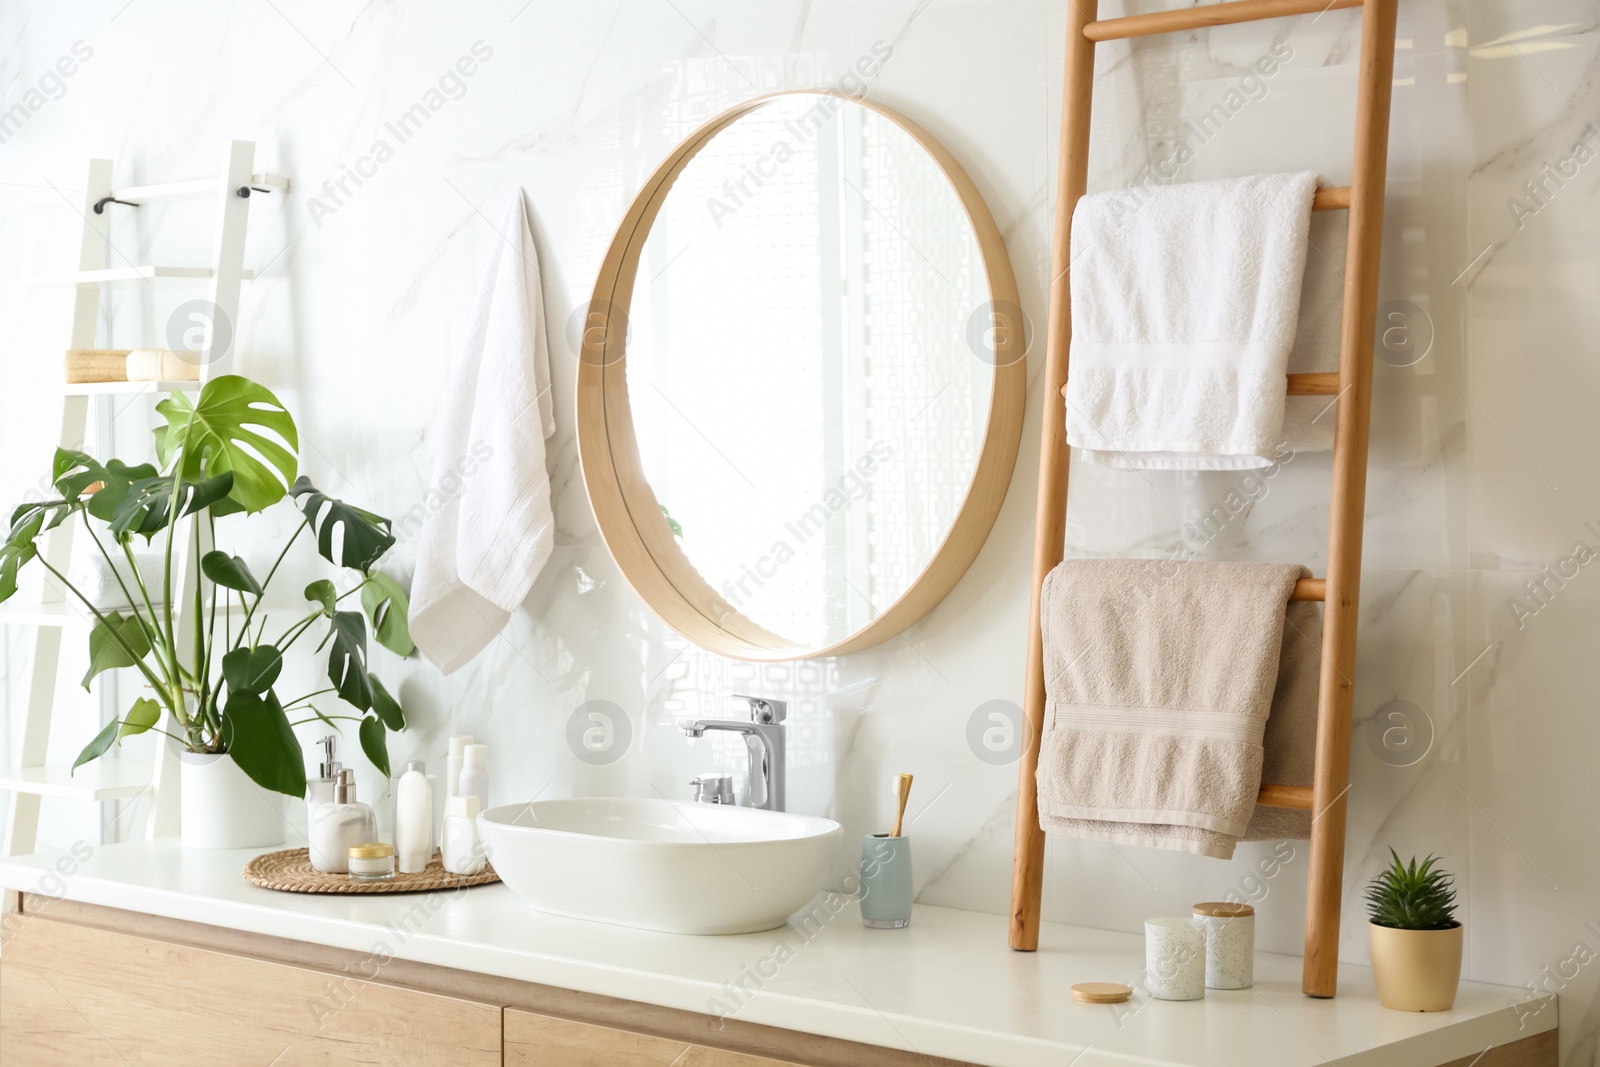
92 196 140 214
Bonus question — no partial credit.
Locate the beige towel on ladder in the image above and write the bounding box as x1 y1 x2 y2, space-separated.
1036 559 1320 859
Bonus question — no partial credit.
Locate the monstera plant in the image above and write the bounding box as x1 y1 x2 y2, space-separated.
0 375 410 802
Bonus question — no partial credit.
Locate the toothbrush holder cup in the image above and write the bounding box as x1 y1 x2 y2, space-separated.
859 833 913 929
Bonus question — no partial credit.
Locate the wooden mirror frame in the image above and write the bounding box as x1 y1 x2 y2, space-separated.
576 90 1025 661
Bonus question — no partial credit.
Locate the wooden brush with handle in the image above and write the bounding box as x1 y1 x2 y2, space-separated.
888 773 913 837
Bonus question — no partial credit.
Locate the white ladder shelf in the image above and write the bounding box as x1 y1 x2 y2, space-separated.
2 141 287 858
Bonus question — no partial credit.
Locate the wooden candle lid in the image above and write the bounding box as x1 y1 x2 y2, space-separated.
1071 982 1132 1004
1192 901 1255 917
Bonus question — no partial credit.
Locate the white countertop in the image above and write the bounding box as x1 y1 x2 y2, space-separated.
0 841 1552 1067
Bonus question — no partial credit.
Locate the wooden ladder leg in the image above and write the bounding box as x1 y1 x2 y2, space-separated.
1009 0 1099 952
1302 0 1400 998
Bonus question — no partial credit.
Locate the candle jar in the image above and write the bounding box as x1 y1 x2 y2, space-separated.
347 842 396 882
1144 917 1206 1001
1193 901 1255 988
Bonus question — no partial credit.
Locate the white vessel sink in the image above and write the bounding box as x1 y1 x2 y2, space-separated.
479 798 842 935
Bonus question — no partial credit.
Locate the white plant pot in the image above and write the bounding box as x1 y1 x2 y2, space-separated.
179 751 287 849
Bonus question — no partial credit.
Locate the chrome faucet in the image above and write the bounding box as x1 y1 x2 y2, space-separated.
678 695 788 811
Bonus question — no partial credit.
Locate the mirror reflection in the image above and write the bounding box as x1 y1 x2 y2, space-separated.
625 94 997 651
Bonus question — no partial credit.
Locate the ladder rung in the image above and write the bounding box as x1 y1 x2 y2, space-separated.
26 265 257 287
45 379 202 397
1287 372 1340 395
110 173 290 203
1085 0 1364 41
1062 373 1340 401
0 760 154 800
0 599 88 627
1312 186 1351 211
1257 782 1314 809
1292 578 1325 601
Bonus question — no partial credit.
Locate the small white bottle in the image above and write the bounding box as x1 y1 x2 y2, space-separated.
395 762 432 875
458 744 489 811
446 735 473 799
309 769 377 874
442 795 486 875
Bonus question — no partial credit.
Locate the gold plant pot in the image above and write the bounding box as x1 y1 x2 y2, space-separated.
1368 921 1463 1011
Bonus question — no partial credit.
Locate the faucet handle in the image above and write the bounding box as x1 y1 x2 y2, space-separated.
732 694 787 724
690 773 734 804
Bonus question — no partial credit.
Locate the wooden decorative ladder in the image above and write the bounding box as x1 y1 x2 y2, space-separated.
1008 0 1399 998
0 142 286 859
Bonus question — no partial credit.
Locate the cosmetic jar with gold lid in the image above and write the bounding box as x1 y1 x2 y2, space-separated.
348 842 396 881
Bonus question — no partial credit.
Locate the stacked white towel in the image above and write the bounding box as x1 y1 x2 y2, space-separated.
1065 171 1320 469
410 191 557 675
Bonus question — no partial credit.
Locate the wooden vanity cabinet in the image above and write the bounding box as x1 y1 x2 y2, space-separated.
0 909 501 1065
504 1009 804 1066
0 898 945 1067
0 898 1556 1067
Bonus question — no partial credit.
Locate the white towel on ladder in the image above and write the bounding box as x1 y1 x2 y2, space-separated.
410 191 556 675
1065 171 1319 469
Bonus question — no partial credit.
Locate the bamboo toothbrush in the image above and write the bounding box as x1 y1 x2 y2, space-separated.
889 773 913 837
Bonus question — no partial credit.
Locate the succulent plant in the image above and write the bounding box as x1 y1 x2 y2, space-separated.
1365 849 1459 930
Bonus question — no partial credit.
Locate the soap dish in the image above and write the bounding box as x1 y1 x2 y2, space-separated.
243 848 499 894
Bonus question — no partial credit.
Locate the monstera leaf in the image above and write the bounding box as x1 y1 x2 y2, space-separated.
82 459 160 528
222 644 282 697
109 472 234 540
221 690 307 797
358 714 391 779
81 611 153 689
202 551 263 596
74 719 120 773
368 675 405 731
320 610 372 711
52 449 114 502
360 572 413 656
290 477 396 574
0 505 49 602
157 376 299 513
118 697 162 739
304 579 336 616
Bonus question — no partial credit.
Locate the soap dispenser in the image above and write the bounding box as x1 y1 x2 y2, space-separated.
309 769 377 874
306 735 341 814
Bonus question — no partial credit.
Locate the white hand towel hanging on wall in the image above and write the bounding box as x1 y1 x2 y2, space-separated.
411 191 556 674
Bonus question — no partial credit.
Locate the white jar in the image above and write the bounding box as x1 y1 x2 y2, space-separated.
1193 901 1255 989
1144 917 1206 1001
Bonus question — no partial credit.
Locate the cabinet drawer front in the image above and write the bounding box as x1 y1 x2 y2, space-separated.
505 1009 804 1067
1 915 501 1066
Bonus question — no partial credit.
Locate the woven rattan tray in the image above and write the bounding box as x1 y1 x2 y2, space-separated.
243 848 499 894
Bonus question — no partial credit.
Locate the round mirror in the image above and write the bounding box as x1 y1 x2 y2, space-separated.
578 92 1024 660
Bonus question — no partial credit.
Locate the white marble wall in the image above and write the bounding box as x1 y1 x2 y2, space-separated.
2 0 1598 1059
